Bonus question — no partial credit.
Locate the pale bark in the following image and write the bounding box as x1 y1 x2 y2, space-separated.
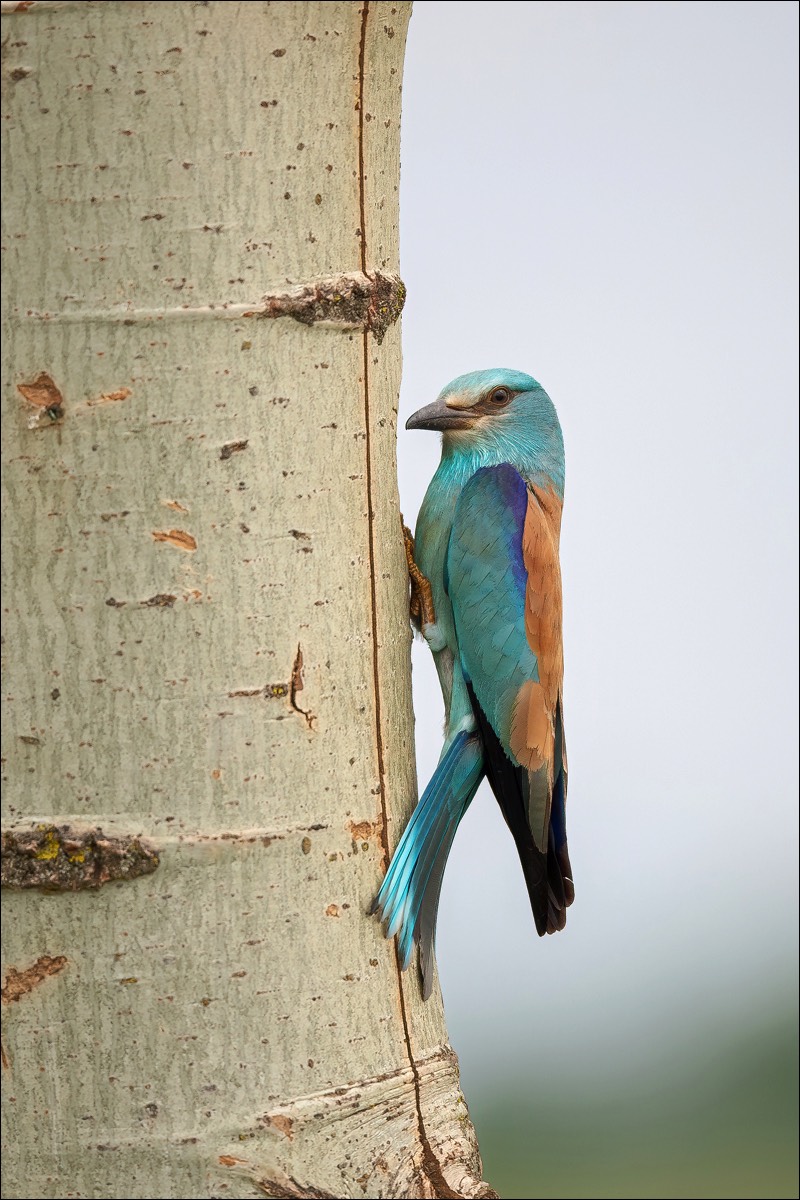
0 3 496 1198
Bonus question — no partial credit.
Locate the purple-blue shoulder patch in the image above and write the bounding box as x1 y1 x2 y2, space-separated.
474 465 528 596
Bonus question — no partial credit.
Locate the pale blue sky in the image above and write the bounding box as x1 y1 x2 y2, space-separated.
396 0 798 1095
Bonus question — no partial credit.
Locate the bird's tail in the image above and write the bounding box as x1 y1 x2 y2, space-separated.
372 728 483 998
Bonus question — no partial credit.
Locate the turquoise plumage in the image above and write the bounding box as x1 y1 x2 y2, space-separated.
373 369 574 998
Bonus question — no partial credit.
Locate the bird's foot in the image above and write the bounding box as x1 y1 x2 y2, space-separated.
421 621 447 652
402 520 436 629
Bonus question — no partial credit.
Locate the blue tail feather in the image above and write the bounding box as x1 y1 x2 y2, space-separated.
376 735 465 933
374 729 483 995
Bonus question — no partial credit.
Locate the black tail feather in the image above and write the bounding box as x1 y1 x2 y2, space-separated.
466 681 572 937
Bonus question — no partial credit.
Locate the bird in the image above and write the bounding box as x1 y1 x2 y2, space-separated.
372 368 574 998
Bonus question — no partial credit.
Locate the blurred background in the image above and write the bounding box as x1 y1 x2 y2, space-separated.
396 3 799 1197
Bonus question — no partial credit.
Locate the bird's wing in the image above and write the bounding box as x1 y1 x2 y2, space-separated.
446 463 573 934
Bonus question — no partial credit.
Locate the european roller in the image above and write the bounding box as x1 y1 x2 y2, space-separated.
372 368 573 997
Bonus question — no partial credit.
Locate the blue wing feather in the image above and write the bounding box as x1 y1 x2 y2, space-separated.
446 465 540 742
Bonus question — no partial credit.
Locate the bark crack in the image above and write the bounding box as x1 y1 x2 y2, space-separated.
356 6 465 1196
357 5 369 275
215 1048 480 1198
225 645 315 728
289 644 315 729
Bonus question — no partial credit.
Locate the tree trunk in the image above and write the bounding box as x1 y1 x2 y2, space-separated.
0 3 495 1197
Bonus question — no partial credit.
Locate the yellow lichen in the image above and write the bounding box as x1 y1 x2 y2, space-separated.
34 828 60 862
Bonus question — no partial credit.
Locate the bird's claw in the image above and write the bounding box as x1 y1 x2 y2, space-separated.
402 520 436 629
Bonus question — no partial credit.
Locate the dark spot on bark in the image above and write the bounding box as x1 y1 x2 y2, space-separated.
151 529 197 552
17 372 65 428
220 439 248 461
2 955 68 1006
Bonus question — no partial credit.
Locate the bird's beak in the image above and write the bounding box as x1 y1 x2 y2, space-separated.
405 398 475 432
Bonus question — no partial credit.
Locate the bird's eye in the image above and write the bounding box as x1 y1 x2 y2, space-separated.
488 387 511 406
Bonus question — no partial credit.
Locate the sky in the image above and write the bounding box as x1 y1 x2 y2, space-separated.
395 2 798 1179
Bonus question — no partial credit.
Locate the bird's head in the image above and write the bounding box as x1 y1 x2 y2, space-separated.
406 368 564 494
